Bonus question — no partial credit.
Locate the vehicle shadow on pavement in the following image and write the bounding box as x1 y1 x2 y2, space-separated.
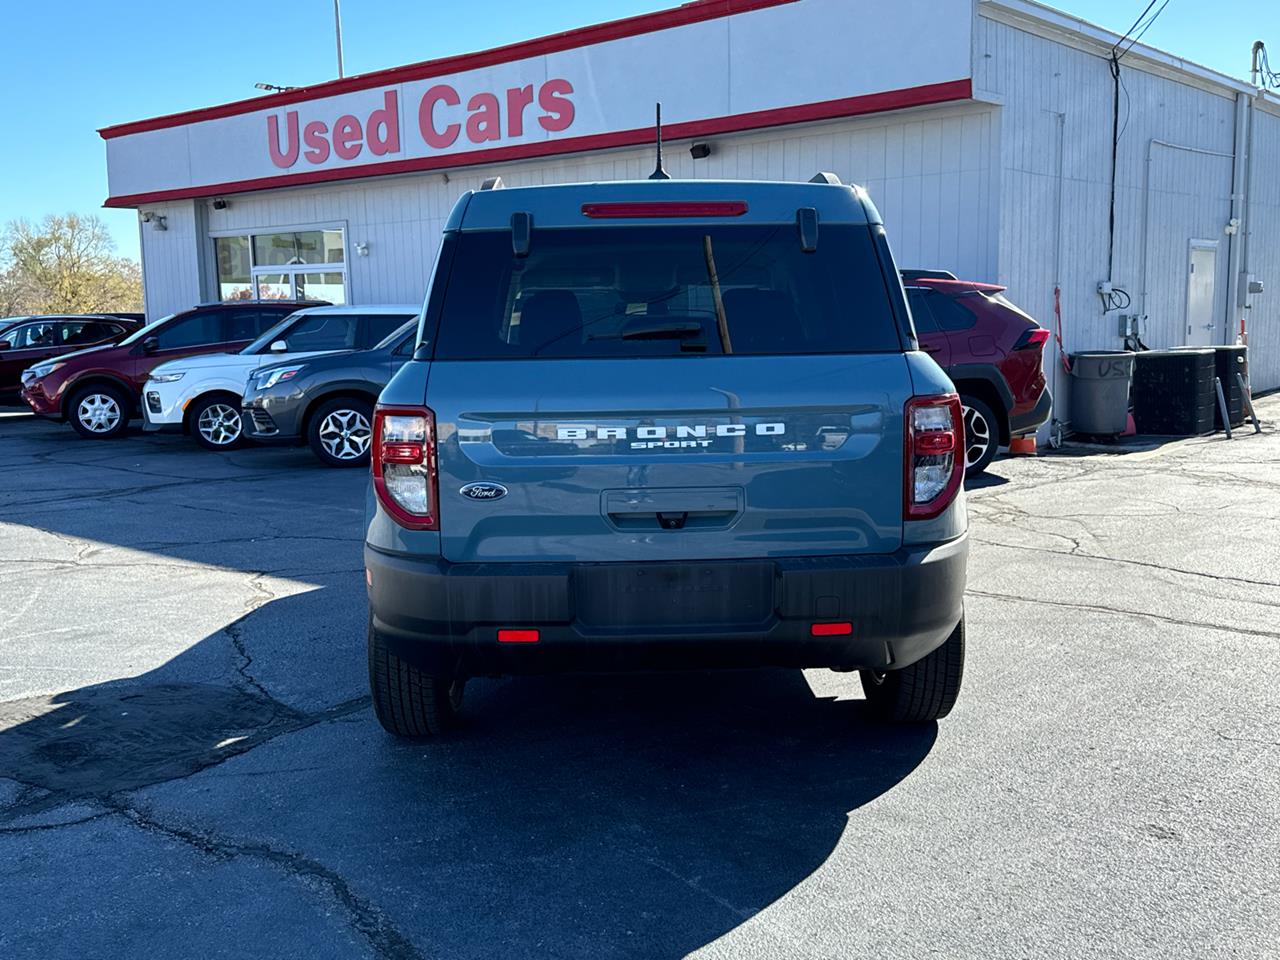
0 587 937 958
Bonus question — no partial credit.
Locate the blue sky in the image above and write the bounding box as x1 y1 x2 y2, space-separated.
0 0 1269 261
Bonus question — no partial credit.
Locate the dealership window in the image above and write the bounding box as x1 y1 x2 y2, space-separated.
214 228 346 304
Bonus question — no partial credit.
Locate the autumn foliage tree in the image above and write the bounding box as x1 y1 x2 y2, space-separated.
0 214 143 315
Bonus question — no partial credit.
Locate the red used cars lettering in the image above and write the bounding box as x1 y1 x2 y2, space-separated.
537 79 575 132
302 120 330 163
270 79 575 166
419 84 462 148
332 114 363 160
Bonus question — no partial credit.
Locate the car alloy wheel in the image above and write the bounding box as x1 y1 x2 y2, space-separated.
961 403 992 469
318 408 373 461
77 393 122 434
197 403 243 447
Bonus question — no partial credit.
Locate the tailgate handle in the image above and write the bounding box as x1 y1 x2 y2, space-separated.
657 512 688 530
603 487 743 532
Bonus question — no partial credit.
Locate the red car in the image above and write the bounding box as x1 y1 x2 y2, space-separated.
20 300 320 438
0 315 140 397
903 275 1052 475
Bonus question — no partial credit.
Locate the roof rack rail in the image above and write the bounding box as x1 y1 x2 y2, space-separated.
480 176 504 191
809 172 842 185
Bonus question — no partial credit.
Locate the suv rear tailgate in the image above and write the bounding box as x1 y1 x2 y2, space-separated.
428 354 910 563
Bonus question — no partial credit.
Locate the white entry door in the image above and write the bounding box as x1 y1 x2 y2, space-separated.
1184 241 1218 347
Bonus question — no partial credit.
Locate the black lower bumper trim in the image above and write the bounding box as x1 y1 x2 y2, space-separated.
366 540 967 677
1009 388 1052 437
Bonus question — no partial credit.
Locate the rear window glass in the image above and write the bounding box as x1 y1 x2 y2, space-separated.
432 225 901 359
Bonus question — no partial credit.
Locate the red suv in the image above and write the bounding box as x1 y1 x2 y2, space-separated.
903 274 1051 475
0 315 141 397
20 301 320 439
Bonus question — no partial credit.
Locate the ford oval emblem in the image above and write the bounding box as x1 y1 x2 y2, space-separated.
459 481 508 502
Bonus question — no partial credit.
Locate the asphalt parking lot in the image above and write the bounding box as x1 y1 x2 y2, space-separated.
2 400 1278 960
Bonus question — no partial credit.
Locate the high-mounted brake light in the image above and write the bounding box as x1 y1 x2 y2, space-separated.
904 394 964 521
581 201 749 219
372 405 438 530
1012 328 1051 351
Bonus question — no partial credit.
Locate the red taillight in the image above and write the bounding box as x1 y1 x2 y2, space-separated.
581 201 749 219
904 394 964 521
1012 328 1051 351
498 629 539 643
372 405 438 531
810 622 853 637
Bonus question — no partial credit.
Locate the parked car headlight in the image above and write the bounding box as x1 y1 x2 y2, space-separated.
27 361 65 380
149 371 185 383
256 365 305 390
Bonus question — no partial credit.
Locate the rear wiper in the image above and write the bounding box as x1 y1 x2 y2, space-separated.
618 321 705 341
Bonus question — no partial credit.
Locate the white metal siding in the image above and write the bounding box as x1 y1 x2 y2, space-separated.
138 200 205 320
1244 104 1280 392
975 14 1253 411
141 104 998 319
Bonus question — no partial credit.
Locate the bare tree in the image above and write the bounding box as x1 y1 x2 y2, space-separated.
0 214 143 315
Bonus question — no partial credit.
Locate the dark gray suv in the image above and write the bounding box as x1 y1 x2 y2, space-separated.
243 318 418 467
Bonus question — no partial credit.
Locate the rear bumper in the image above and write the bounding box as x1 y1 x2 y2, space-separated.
366 537 967 676
1009 387 1052 437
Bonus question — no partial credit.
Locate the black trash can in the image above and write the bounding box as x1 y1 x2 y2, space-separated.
1070 351 1135 436
1133 349 1216 435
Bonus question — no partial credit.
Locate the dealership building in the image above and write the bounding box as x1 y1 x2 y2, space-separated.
101 0 1280 423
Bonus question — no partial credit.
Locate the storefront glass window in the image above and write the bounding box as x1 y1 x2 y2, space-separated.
215 236 253 300
297 272 347 304
252 230 345 267
215 228 348 303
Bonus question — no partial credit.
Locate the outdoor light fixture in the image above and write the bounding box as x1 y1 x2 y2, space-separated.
254 82 297 93
140 212 167 231
211 199 229 210
355 242 369 256
690 142 712 160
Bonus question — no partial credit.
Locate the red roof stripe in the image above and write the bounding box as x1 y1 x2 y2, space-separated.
98 0 798 140
102 79 972 207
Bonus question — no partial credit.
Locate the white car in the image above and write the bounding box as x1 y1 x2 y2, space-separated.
142 304 419 450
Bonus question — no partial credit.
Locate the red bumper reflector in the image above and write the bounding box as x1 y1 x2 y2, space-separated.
581 201 749 219
498 629 540 643
810 622 853 637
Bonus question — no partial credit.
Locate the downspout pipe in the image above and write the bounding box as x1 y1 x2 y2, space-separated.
1226 92 1250 343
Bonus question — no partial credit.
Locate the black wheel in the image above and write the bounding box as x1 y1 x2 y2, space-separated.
67 383 131 439
188 394 246 451
368 617 464 738
959 395 999 477
860 616 965 723
308 397 374 468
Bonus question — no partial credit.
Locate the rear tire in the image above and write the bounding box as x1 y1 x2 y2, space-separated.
960 395 999 477
68 383 131 439
189 394 246 451
368 617 463 738
308 397 375 468
860 616 965 723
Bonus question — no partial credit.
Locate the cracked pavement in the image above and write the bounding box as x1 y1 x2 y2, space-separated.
1 399 1278 959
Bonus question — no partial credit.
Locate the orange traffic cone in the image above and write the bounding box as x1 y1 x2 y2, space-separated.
1009 436 1037 456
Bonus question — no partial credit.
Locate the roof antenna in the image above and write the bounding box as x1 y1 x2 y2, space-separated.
648 102 671 180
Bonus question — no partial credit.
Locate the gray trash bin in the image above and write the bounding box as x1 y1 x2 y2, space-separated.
1070 351 1135 436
